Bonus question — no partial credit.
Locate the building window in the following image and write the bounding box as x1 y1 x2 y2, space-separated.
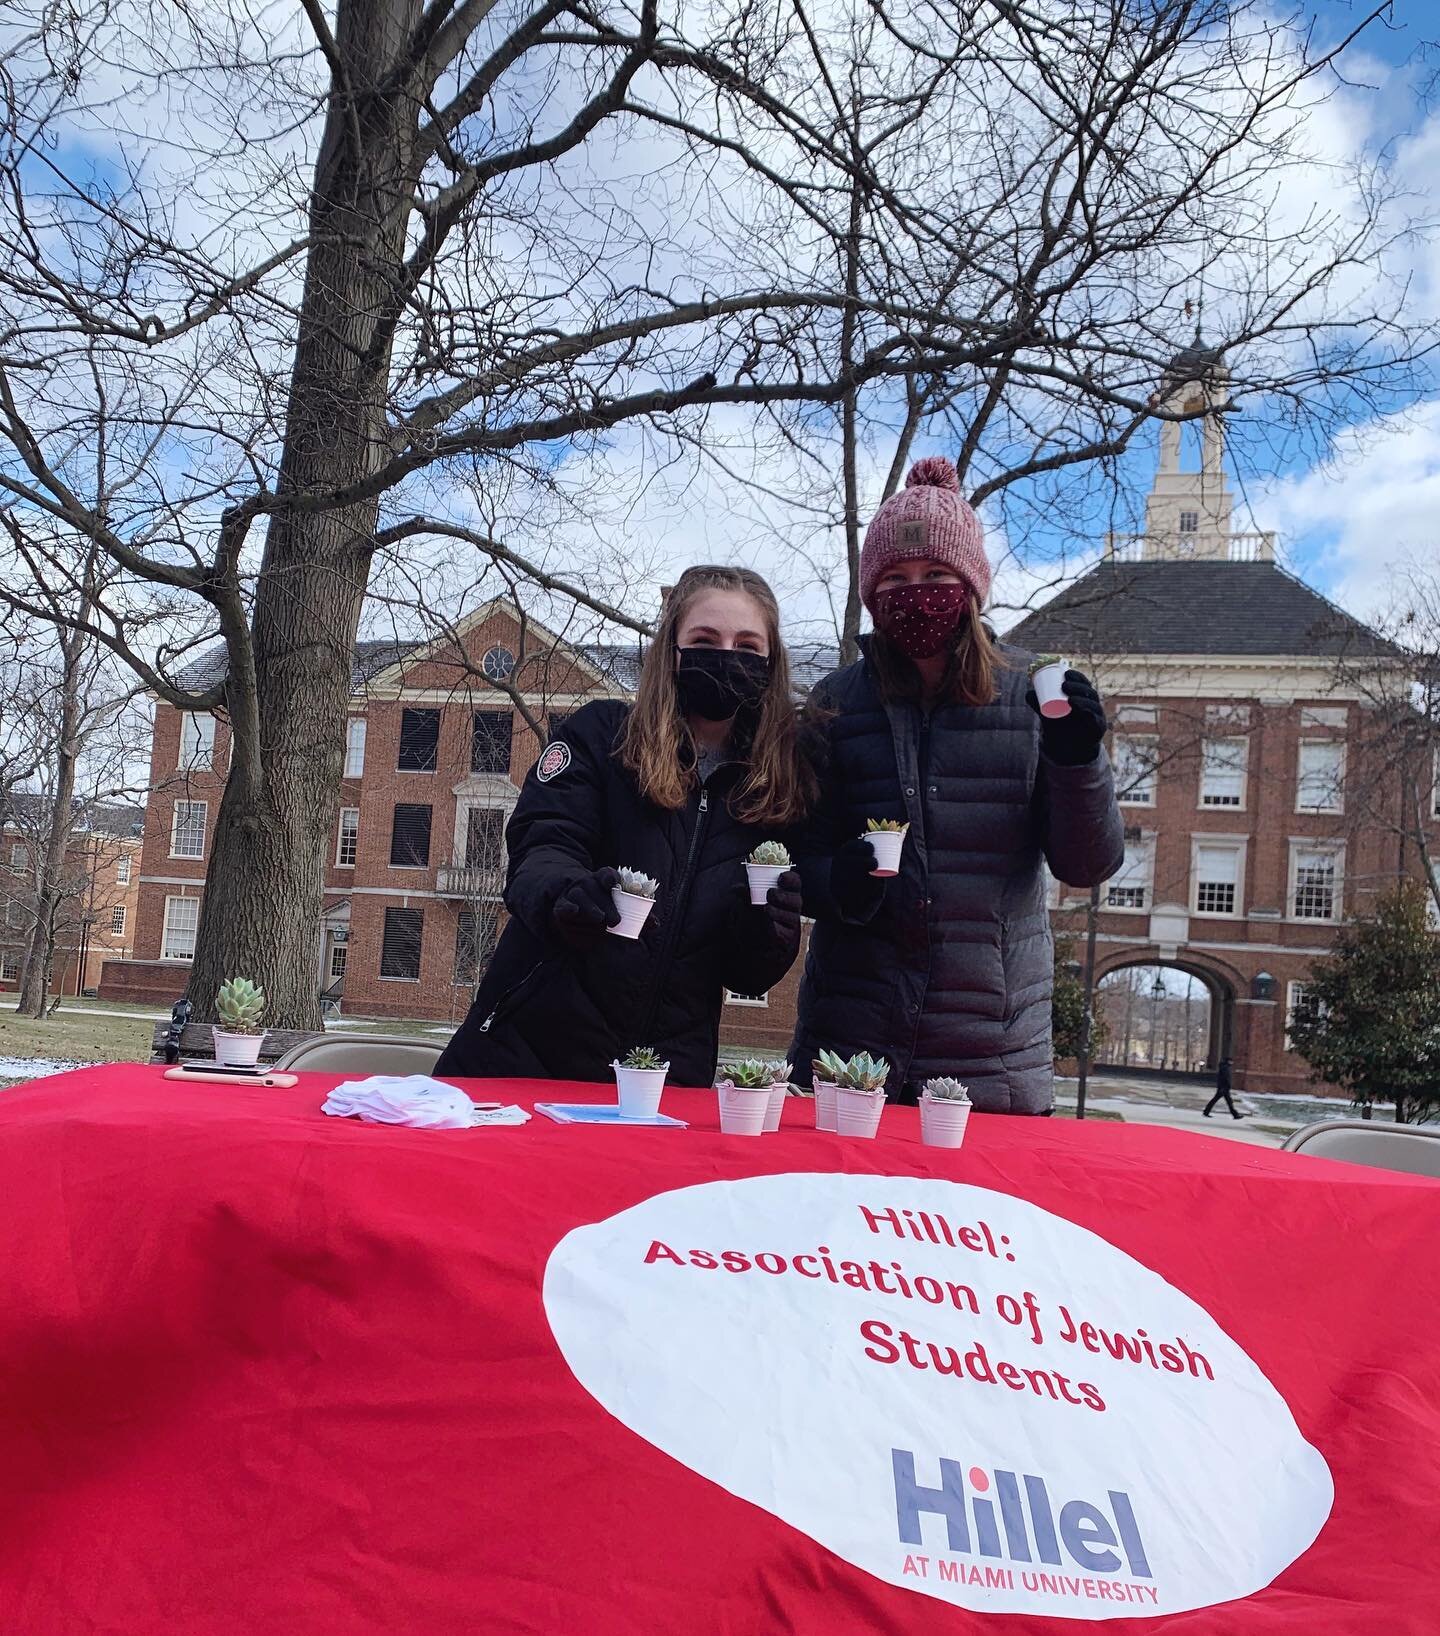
389 804 432 868
1199 738 1247 808
336 807 359 868
110 904 126 936
161 895 200 960
453 910 497 986
1178 510 1199 533
1114 704 1157 728
1104 835 1153 911
117 856 132 886
1112 736 1158 806
4 897 26 929
725 990 769 1007
1193 842 1243 917
1300 706 1347 731
471 711 512 775
397 707 441 772
1292 846 1341 921
9 843 27 872
178 712 216 770
1285 982 1326 1051
345 717 367 779
465 806 505 868
329 942 349 981
1204 704 1250 731
170 800 207 859
0 950 18 982
1296 741 1345 814
379 907 424 979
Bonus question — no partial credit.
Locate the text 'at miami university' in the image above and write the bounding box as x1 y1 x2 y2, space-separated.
893 1450 1161 1607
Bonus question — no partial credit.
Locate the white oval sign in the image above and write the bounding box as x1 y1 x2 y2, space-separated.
543 1172 1332 1619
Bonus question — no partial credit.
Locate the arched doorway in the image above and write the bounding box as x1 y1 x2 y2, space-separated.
1093 959 1234 1078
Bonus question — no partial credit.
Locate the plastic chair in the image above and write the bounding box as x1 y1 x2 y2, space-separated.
272 1032 445 1078
1281 1119 1440 1179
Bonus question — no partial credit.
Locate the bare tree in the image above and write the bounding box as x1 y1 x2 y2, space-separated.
0 0 1433 1025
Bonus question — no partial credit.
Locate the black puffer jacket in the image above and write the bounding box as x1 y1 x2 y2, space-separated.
789 641 1123 1114
437 701 799 1088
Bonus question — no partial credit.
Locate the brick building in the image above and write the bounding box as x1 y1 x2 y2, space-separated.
99 602 821 1052
1 802 143 997
1009 340 1436 1096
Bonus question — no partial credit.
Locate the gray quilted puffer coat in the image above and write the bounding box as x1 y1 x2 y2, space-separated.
789 641 1123 1114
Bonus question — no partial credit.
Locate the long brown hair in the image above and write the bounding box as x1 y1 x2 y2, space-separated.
868 599 1001 707
620 565 816 824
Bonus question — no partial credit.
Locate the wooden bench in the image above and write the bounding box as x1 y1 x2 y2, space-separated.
148 1021 319 1065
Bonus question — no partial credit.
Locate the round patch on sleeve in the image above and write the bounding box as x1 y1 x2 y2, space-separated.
536 741 572 783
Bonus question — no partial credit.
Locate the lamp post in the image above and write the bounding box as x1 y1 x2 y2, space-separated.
1149 972 1166 1068
1074 823 1143 1120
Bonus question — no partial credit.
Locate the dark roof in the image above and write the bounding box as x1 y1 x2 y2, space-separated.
2 793 145 837
1166 326 1224 379
1005 560 1400 660
173 639 419 694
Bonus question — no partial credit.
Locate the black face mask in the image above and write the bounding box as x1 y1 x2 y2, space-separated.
674 646 772 722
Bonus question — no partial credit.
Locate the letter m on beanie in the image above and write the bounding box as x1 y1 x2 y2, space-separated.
899 519 929 551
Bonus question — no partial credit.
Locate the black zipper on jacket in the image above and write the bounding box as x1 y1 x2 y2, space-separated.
475 959 549 1034
636 785 710 1044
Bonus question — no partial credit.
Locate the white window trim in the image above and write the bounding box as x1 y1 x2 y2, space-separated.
161 894 201 961
1113 735 1158 807
110 905 126 935
724 990 770 1008
344 717 367 780
1288 840 1345 925
9 843 27 871
452 792 518 874
1285 981 1326 1052
169 800 208 861
1198 737 1249 811
116 856 132 886
336 807 359 869
1190 835 1247 919
1295 740 1345 815
1102 833 1154 913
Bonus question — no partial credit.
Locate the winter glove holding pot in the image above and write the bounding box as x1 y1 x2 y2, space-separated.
831 837 887 922
1027 669 1108 767
752 869 803 954
551 867 622 947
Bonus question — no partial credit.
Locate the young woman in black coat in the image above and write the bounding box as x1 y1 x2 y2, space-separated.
790 457 1125 1114
437 566 814 1088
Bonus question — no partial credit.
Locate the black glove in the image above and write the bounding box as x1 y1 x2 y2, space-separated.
831 837 887 922
551 867 622 947
1028 668 1108 767
756 869 803 953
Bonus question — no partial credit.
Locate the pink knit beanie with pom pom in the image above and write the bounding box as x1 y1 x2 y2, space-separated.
858 455 989 614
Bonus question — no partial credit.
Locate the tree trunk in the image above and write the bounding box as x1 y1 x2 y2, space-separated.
184 0 425 1028
839 181 864 665
18 624 83 1019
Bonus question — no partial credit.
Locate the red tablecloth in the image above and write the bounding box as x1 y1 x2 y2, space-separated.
0 1065 1436 1634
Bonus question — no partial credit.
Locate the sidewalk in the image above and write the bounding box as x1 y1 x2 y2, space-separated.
1055 1073 1297 1148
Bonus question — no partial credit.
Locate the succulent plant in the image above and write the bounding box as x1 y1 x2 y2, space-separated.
721 1059 773 1090
865 817 907 833
813 1047 849 1085
1027 653 1064 675
615 866 660 900
748 841 792 867
922 1076 972 1103
836 1051 890 1093
216 976 266 1035
619 1045 667 1070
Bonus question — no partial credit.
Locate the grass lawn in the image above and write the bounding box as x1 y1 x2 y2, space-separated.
0 1005 154 1069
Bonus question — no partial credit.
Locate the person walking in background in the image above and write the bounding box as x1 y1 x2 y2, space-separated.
1203 1057 1244 1119
789 456 1124 1115
437 565 813 1088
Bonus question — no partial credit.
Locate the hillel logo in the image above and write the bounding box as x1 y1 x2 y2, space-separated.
892 1449 1153 1590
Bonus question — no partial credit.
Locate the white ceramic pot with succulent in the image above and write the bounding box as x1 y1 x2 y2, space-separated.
609 867 659 939
212 976 267 1068
811 1048 847 1133
612 1046 669 1117
745 841 791 906
832 1050 890 1138
864 817 909 877
714 1059 774 1136
1028 653 1070 719
919 1077 972 1148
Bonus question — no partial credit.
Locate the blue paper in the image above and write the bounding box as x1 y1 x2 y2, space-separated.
534 1102 688 1128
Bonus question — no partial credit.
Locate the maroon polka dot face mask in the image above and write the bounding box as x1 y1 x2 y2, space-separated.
872 581 970 659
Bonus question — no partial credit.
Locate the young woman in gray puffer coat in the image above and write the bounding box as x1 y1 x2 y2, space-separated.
789 457 1124 1115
